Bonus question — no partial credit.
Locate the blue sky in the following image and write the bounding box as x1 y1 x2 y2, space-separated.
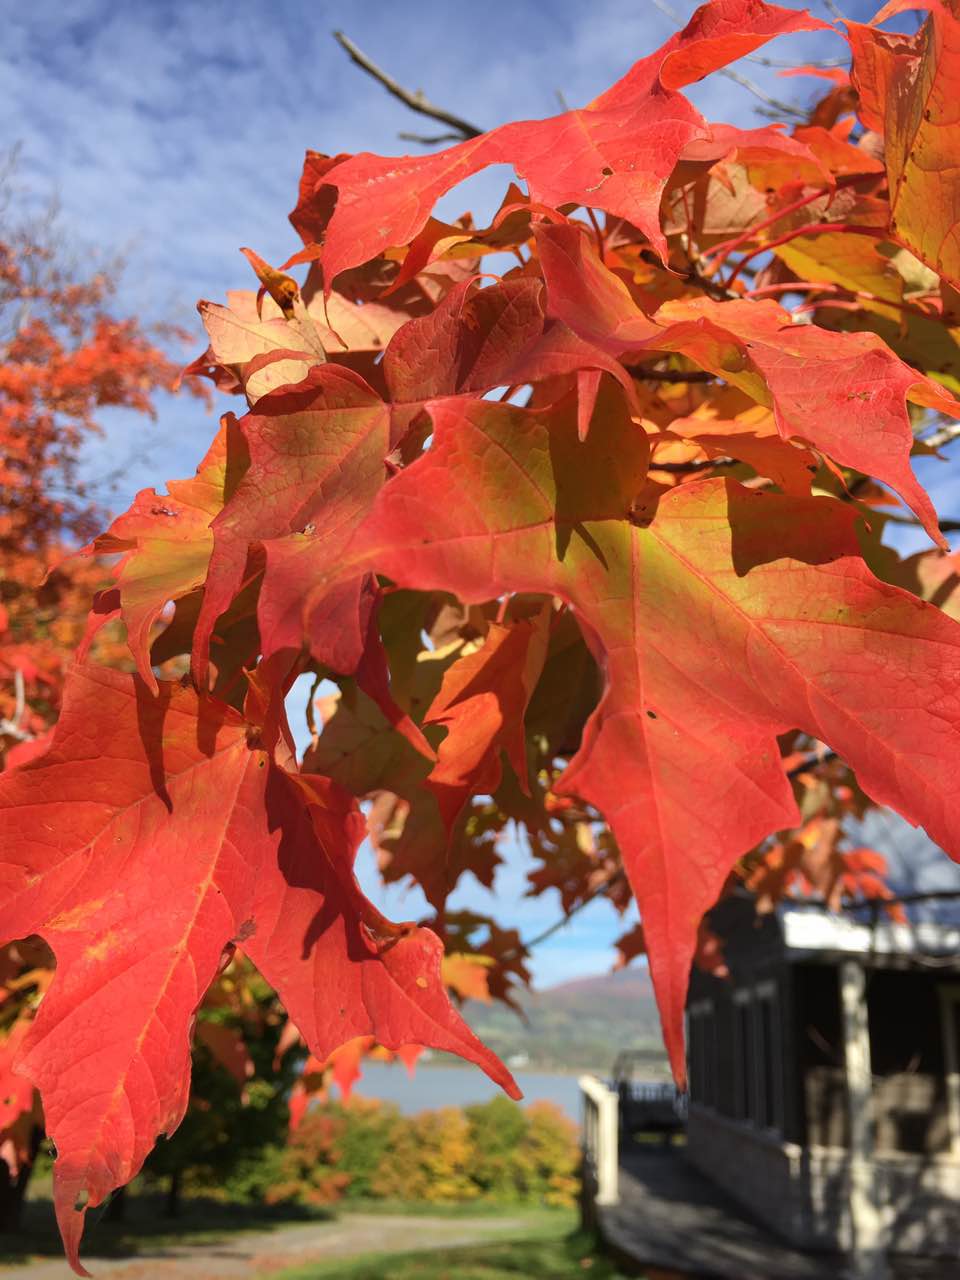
6 0 954 987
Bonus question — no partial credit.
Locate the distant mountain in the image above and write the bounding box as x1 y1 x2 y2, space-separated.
538 967 655 1006
461 966 669 1076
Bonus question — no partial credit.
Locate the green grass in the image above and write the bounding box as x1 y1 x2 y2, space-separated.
1 1195 583 1270
269 1219 634 1280
333 1197 536 1218
0 1192 332 1266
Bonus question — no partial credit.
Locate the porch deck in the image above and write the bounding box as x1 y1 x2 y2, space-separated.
594 1140 952 1279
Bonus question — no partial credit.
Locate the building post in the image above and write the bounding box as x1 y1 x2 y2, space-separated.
839 959 886 1280
579 1075 619 1207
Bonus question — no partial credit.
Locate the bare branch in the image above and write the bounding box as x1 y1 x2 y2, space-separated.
398 130 468 146
332 31 483 141
879 510 960 534
652 457 739 475
821 0 846 21
650 0 811 121
745 54 847 69
649 0 685 24
516 870 627 956
715 65 810 121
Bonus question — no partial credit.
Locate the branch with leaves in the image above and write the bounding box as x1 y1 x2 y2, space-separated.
5 2 960 1271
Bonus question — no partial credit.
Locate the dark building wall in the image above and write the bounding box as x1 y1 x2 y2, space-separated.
688 945 791 1134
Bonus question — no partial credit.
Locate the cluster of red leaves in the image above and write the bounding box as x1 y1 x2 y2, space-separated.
4 1 960 1269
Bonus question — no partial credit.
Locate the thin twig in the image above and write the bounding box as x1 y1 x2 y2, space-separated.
332 31 483 141
702 184 836 270
515 871 627 957
821 0 845 21
746 54 846 70
650 0 808 120
716 65 810 121
652 457 739 474
397 130 468 146
880 511 960 534
304 671 324 752
786 747 838 778
723 222 885 289
630 368 717 383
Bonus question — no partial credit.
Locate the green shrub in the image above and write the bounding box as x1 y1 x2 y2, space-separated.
465 1095 529 1200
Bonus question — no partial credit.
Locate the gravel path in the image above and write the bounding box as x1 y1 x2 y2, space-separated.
0 1212 535 1280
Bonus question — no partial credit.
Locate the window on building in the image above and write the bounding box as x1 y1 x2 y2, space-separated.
734 993 753 1123
938 985 960 1156
757 988 780 1132
731 983 782 1132
688 1000 715 1108
703 1004 718 1110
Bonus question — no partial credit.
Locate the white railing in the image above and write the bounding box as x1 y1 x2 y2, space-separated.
580 1073 619 1206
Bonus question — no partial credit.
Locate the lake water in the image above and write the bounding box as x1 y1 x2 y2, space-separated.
342 1061 586 1123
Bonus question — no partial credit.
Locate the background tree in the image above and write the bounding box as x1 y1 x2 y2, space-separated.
0 171 203 1228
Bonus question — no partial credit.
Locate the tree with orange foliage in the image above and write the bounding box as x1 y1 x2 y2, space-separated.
0 179 202 1228
0 183 197 762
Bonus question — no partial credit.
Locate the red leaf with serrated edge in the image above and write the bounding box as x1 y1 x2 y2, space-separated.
196 281 633 704
19 7 960 1273
851 2 960 291
382 276 637 412
660 410 818 496
536 222 959 545
78 416 246 690
195 1022 254 1089
442 952 495 1003
395 1043 422 1073
192 364 395 686
287 1083 312 1133
0 666 515 1274
188 289 408 390
296 2 828 284
320 1035 422 1100
333 390 960 1082
0 1018 34 1132
424 609 550 832
326 1036 373 1101
846 19 921 135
